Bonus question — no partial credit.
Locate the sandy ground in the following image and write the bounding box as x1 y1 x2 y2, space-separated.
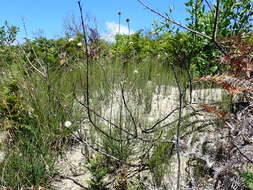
51 87 224 190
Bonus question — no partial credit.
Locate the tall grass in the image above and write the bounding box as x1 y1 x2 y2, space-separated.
0 47 80 188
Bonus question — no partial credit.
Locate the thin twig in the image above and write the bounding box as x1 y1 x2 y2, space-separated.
78 1 127 142
143 105 187 133
171 64 184 190
212 0 220 41
137 0 212 40
77 1 156 143
145 107 206 134
56 174 89 190
231 141 253 163
120 83 138 137
74 91 162 142
75 133 141 167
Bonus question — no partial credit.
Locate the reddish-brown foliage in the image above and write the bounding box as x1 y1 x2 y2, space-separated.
197 75 253 94
200 104 228 119
220 35 253 79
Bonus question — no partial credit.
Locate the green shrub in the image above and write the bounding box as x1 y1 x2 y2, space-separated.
241 172 253 190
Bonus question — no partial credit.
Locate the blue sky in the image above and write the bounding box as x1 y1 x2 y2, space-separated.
0 0 189 41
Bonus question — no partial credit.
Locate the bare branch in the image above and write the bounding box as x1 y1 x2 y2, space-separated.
231 141 253 163
137 0 212 40
212 0 220 41
171 64 183 190
120 83 138 137
75 132 141 167
143 105 186 133
74 91 162 143
78 1 126 142
56 174 89 190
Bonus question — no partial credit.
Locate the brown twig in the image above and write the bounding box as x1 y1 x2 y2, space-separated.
120 83 138 137
56 174 89 190
75 133 141 167
143 105 187 133
231 141 253 163
137 0 212 40
78 1 128 142
171 64 183 190
212 0 220 41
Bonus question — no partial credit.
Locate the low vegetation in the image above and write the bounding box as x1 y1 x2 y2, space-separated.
0 0 253 189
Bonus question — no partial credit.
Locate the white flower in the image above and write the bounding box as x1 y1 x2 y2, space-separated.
133 69 138 74
77 42 82 47
64 121 72 127
68 38 74 42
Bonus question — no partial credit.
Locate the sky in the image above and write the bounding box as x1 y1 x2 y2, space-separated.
0 0 189 41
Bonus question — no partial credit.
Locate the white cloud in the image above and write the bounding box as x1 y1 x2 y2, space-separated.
101 21 134 42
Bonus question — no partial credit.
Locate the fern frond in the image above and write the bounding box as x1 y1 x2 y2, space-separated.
198 75 253 94
200 104 228 119
220 35 253 79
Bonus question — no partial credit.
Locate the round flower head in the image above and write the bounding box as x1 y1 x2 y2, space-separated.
77 42 82 47
68 38 74 42
64 121 72 127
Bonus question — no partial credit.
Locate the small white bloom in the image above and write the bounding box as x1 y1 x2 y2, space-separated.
64 121 72 127
68 38 74 42
77 42 82 47
133 69 138 74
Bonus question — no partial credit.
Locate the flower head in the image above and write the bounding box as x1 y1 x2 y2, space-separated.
68 38 74 42
77 42 82 47
64 121 72 127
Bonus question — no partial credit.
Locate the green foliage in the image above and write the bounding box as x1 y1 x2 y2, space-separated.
0 37 79 188
86 155 109 190
0 126 56 189
241 171 253 189
147 0 253 76
113 31 160 62
102 129 132 164
185 0 253 36
148 142 173 188
0 74 55 188
1 1 252 187
0 61 33 130
22 37 84 71
0 81 26 129
0 21 18 47
182 0 253 75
